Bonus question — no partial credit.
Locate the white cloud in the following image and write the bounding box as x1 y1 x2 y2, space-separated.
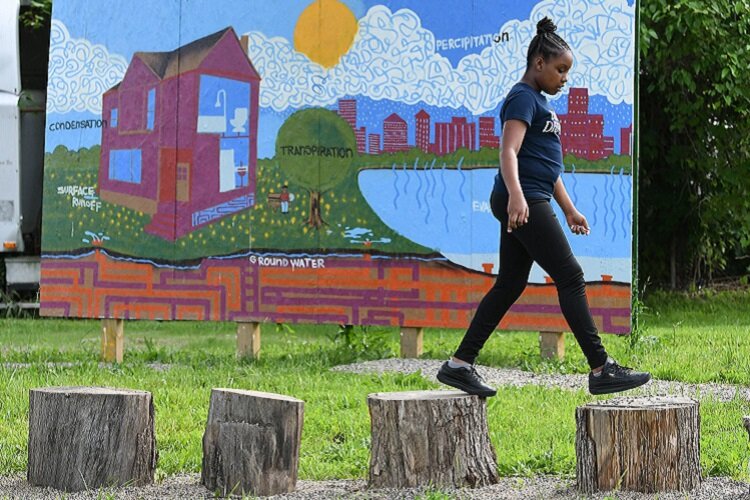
46 20 129 115
245 0 634 114
46 0 633 116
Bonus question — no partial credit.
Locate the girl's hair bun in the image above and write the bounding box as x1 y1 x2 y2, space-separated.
536 17 557 35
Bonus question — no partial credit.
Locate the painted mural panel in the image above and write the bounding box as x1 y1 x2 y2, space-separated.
41 0 636 333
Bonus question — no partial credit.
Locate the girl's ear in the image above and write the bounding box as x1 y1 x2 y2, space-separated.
533 55 545 71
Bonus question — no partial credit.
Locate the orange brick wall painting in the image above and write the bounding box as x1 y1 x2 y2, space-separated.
40 250 631 334
41 1 636 334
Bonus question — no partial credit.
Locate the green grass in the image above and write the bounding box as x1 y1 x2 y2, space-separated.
1 289 750 481
41 147 432 259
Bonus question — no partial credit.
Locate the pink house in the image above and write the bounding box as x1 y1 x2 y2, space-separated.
98 27 260 241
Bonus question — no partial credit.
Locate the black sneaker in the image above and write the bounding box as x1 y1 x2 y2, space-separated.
588 358 651 395
437 361 497 397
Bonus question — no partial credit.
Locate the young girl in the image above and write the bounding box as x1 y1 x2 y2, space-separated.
437 17 650 397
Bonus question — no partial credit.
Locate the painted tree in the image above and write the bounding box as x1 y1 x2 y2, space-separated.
275 108 357 229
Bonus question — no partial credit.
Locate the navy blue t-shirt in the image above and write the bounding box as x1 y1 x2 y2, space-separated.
494 82 563 200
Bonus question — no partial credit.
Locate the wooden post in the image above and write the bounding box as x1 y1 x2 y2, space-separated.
399 326 423 358
237 321 260 359
368 390 499 489
539 331 564 360
201 388 304 497
101 318 124 363
28 387 156 492
576 396 700 493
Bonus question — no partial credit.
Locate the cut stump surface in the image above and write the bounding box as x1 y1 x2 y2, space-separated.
576 396 700 493
368 390 499 489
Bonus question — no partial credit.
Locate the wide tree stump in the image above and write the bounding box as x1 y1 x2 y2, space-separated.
201 388 304 497
368 390 499 489
27 387 156 492
576 396 700 493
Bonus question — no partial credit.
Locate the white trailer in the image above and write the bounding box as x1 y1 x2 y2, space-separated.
0 0 46 295
0 0 23 254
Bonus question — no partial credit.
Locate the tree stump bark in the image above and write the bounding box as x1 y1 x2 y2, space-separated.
576 396 700 493
368 390 499 489
27 387 156 492
201 388 304 497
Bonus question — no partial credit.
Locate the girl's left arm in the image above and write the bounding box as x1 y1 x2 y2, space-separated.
553 177 590 235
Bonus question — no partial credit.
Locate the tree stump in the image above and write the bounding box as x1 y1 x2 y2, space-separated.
576 396 700 493
368 390 499 489
201 388 304 497
27 387 156 492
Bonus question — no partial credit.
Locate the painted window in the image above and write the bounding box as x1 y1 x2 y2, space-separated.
111 108 118 128
219 137 249 192
198 75 252 192
147 88 156 130
176 165 189 181
197 76 251 136
109 149 142 183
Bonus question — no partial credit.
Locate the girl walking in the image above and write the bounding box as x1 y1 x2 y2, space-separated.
437 17 650 397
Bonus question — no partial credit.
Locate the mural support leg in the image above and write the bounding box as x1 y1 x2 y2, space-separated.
101 319 124 363
539 331 564 360
400 327 423 358
237 321 261 359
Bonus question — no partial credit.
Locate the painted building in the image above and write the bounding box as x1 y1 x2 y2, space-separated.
355 126 366 153
382 113 409 152
337 99 357 130
433 117 476 155
415 109 430 152
558 87 614 160
621 124 632 155
478 116 500 149
98 27 260 240
368 133 381 154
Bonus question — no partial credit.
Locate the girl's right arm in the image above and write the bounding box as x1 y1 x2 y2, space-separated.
500 119 529 232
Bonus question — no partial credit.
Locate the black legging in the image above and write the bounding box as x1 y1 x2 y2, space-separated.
453 188 609 369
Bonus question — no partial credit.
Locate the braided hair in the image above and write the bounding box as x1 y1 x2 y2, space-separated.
526 17 570 69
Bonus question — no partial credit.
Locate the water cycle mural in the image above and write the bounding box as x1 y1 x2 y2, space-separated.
41 0 636 334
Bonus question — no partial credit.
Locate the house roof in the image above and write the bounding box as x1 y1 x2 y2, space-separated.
109 27 257 90
415 109 430 119
136 27 232 80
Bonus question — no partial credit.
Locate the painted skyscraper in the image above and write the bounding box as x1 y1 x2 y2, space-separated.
558 88 615 160
383 113 409 152
478 116 500 149
415 109 430 152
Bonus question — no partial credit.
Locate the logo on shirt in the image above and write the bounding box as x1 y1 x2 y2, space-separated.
542 110 561 138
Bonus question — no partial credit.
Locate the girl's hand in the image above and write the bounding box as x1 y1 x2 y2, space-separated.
566 210 590 235
507 194 529 232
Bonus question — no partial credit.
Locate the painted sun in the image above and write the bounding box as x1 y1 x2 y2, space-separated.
293 0 358 68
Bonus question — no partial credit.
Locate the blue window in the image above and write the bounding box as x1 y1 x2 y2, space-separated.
147 88 156 130
110 108 118 128
109 149 142 183
197 75 250 136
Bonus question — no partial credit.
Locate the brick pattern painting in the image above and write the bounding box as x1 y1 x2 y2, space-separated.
42 250 630 333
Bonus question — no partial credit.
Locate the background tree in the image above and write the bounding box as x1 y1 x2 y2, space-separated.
20 0 52 30
275 108 357 229
640 0 750 288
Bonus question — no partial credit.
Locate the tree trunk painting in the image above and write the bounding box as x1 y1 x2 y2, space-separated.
307 190 326 229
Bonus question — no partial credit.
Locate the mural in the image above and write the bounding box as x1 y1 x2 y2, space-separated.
41 0 636 334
